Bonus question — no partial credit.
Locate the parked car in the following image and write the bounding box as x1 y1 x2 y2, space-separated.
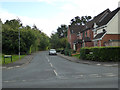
49 49 57 55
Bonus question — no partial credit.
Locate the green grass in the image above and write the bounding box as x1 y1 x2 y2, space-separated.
1 55 26 64
72 54 80 59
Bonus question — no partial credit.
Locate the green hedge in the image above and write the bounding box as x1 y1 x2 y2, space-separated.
64 48 73 56
80 46 120 62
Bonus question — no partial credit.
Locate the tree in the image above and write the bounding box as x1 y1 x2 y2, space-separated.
57 24 68 38
2 19 50 54
50 33 60 49
70 16 92 25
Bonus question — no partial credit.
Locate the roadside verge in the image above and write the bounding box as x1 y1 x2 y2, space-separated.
2 52 38 69
57 53 118 67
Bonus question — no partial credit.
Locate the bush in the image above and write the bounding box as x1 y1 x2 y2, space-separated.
64 48 72 56
80 46 120 62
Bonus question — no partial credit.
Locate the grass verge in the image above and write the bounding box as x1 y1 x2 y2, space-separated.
1 55 26 64
72 54 80 59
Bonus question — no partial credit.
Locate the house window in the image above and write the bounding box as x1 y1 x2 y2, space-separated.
94 41 98 46
78 32 81 39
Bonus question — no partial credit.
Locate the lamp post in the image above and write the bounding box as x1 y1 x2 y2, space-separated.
19 27 22 60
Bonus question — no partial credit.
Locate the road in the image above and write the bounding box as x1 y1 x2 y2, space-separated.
2 51 118 88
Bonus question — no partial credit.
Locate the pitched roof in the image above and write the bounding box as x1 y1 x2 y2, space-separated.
93 31 106 40
69 24 84 34
81 8 111 32
97 7 120 27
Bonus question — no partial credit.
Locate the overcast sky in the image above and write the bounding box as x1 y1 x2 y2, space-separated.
0 0 119 36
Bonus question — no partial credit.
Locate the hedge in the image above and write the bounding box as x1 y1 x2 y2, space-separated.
80 46 120 62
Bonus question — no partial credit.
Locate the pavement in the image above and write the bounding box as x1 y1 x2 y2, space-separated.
2 52 38 69
57 53 118 67
2 51 118 69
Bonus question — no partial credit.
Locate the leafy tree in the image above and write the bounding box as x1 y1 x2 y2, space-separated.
50 33 61 49
2 19 50 54
57 24 68 38
70 16 92 25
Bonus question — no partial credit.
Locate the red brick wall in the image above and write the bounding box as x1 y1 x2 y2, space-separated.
85 42 94 47
76 43 82 52
87 30 93 40
71 34 77 49
67 27 71 43
67 27 77 49
101 34 120 46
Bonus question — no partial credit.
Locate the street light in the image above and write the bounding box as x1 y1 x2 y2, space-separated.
18 27 22 60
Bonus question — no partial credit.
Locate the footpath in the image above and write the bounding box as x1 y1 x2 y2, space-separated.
2 52 38 69
57 53 118 67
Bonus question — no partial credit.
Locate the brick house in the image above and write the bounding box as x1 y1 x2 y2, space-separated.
67 25 83 51
67 7 119 51
92 7 120 46
79 8 111 48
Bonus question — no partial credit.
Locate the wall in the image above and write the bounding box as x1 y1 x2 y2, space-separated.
85 42 94 47
106 10 120 34
105 41 120 46
67 27 77 49
101 34 120 46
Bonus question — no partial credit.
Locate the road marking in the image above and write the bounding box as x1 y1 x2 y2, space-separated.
90 74 99 76
3 81 9 83
45 55 50 62
103 73 117 77
103 64 113 67
16 66 20 68
48 59 50 62
106 74 117 77
22 80 26 82
49 63 53 67
53 70 58 76
2 67 7 69
96 64 101 66
7 67 13 69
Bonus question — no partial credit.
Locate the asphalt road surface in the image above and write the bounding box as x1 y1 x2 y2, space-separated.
2 51 118 88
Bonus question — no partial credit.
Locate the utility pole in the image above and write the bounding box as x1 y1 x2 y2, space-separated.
19 27 22 60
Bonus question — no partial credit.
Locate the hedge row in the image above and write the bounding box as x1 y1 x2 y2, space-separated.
63 48 76 56
80 46 120 62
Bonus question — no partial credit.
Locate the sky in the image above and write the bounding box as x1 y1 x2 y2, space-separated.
0 0 119 37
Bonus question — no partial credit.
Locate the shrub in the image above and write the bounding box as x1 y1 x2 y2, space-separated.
80 46 120 62
64 48 72 56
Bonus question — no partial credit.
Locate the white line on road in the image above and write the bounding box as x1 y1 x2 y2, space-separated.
45 55 50 62
49 63 53 67
7 67 13 69
90 74 99 76
53 70 58 76
15 66 20 68
22 80 26 82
